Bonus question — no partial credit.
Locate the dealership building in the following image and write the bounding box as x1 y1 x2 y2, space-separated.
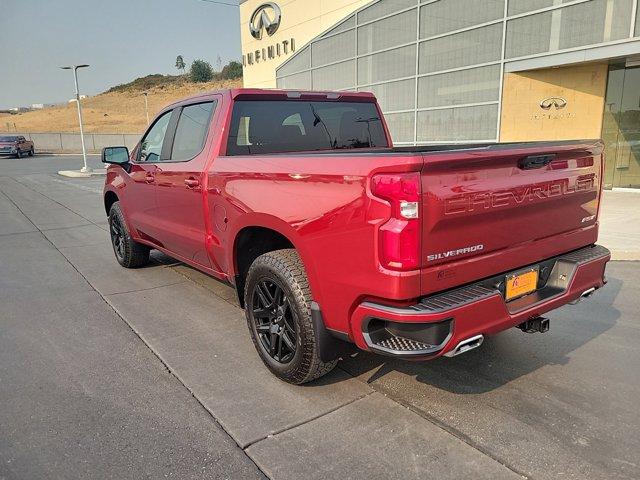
239 0 640 189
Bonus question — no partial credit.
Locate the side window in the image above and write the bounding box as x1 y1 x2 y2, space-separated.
170 101 215 161
139 110 172 162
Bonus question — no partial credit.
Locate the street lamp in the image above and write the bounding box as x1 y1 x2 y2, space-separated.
142 92 150 125
60 64 91 173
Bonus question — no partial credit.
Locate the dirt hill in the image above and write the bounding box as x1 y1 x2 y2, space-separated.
1 76 243 134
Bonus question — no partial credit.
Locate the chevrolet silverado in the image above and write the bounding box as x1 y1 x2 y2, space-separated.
102 89 610 384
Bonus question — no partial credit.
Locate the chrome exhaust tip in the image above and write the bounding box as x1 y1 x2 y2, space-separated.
444 334 484 357
570 287 597 305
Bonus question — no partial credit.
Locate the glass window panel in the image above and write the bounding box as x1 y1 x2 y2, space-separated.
358 0 417 24
139 110 172 162
226 101 388 155
171 102 215 161
321 15 355 37
277 71 312 89
559 0 608 49
507 0 594 16
420 0 503 38
312 60 355 90
358 9 417 55
277 46 311 76
609 0 634 40
360 79 416 111
418 65 501 108
559 0 632 49
505 11 552 58
312 30 355 67
507 0 633 58
508 0 554 15
419 23 502 73
417 104 498 141
385 112 415 143
358 44 416 84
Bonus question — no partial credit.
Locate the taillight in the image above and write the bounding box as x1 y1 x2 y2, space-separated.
371 172 420 271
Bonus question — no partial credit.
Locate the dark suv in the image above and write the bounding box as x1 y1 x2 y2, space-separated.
0 136 34 158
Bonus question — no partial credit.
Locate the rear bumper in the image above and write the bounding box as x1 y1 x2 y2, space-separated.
350 244 610 359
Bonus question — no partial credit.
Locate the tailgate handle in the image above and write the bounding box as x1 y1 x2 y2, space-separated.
518 154 556 170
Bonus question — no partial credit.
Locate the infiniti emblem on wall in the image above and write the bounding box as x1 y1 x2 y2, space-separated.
250 2 282 40
540 97 568 110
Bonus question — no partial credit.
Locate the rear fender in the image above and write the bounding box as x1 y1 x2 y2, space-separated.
228 213 322 304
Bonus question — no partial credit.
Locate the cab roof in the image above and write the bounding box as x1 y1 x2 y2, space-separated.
165 88 377 110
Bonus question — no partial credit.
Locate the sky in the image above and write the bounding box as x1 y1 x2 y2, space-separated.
0 0 241 109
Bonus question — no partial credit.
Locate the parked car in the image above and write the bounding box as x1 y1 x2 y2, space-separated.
0 135 34 158
102 89 610 384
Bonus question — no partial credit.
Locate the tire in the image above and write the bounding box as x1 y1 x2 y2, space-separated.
108 201 150 268
244 249 337 384
28 147 34 157
15 149 21 159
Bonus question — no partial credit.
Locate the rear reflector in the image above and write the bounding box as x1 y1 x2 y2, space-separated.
371 172 421 270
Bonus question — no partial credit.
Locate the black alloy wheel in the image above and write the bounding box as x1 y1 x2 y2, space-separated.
244 249 338 384
109 214 126 262
251 279 298 363
107 201 150 268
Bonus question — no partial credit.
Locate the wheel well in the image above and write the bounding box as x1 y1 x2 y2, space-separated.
104 191 119 215
234 227 294 308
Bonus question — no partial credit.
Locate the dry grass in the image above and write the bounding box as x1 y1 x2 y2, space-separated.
0 77 242 134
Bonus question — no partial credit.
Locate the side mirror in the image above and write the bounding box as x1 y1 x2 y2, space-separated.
102 146 130 166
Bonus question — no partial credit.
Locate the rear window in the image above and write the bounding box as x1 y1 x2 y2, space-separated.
226 100 388 155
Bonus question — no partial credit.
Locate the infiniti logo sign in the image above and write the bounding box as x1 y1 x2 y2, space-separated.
250 2 282 40
540 97 567 110
243 1 294 67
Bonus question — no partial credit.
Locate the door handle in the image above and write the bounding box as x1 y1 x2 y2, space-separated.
144 173 155 183
184 178 200 188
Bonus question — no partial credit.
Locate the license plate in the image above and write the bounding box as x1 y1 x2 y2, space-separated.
505 268 539 301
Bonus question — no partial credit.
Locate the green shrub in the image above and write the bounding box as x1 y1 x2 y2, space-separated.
221 61 243 79
107 74 183 93
190 59 214 83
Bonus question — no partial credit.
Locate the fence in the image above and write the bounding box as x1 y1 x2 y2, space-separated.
16 132 141 153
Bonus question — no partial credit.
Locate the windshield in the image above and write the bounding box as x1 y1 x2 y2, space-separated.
226 100 388 155
0 136 18 142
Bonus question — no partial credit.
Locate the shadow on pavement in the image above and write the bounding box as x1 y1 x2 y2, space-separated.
340 274 622 394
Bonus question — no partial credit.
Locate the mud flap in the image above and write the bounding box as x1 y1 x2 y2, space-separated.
311 301 356 362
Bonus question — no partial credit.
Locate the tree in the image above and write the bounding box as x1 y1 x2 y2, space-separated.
221 60 243 80
189 59 214 83
175 55 186 74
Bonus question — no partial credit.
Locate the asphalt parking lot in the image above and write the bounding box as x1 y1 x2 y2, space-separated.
1 155 639 480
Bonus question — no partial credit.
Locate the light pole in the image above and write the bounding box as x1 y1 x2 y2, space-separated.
143 92 150 125
61 64 90 173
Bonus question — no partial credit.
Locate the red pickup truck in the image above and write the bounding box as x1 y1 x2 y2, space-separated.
102 89 610 384
0 135 35 158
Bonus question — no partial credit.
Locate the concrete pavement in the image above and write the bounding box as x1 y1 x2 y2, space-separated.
1 155 639 480
600 189 640 260
0 180 264 479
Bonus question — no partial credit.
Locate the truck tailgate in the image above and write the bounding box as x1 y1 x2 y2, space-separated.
420 140 603 295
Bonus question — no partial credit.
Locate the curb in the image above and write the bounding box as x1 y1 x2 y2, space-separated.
610 251 640 261
58 169 106 178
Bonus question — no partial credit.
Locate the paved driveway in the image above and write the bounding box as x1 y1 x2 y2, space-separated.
1 155 638 480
